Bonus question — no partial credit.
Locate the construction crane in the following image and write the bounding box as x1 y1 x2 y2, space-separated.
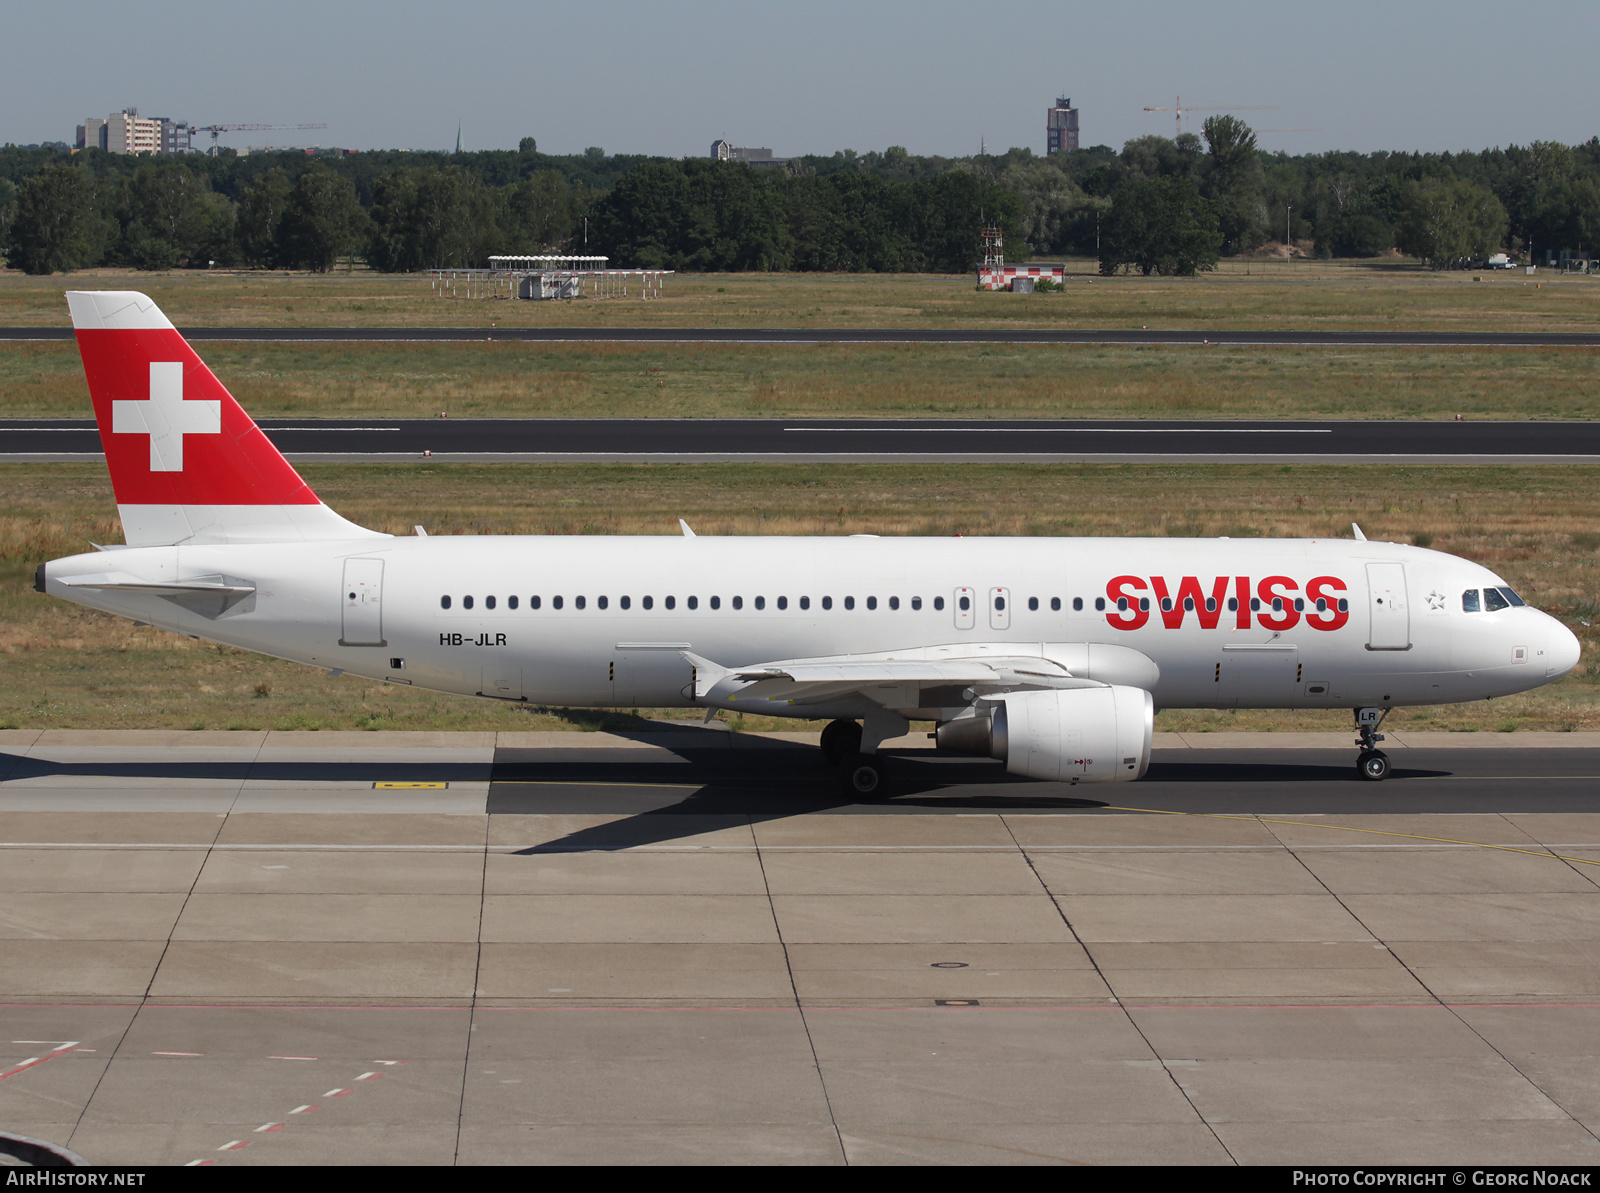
1142 97 1277 140
196 123 328 156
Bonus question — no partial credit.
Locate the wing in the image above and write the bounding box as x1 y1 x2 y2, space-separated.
684 647 1111 708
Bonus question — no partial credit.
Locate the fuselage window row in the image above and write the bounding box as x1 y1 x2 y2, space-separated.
436 591 1177 615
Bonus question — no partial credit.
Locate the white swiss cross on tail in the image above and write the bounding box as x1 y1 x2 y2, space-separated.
111 362 221 472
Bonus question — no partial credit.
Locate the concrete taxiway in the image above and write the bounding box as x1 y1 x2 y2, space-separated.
8 417 1600 466
2 728 1599 1166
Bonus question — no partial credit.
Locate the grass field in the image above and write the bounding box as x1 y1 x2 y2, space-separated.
2 261 1597 333
3 461 1596 734
7 338 1600 422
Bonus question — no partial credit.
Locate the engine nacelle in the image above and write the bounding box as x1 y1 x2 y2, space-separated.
991 686 1153 783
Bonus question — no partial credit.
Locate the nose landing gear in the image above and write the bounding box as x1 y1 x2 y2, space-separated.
1355 707 1391 781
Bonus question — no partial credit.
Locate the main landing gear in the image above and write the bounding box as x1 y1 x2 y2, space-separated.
821 719 886 796
1355 707 1391 782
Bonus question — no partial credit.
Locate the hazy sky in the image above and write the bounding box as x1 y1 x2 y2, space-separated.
7 1 1597 158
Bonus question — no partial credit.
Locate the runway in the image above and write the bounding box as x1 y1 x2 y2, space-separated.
5 325 1600 346
8 417 1600 465
3 728 1598 1165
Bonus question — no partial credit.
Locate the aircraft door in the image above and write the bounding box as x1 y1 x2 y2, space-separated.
1366 562 1411 650
954 587 976 630
989 587 1011 631
340 558 385 646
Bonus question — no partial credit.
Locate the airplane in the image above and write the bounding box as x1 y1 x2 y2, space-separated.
37 291 1582 794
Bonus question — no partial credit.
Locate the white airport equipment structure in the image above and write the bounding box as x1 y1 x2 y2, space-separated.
430 255 672 300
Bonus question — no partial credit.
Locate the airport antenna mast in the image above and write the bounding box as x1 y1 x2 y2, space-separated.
196 123 329 156
1142 97 1277 140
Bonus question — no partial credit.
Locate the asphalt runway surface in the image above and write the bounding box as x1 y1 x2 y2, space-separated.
3 729 1599 1165
9 417 1600 464
6 325 1600 346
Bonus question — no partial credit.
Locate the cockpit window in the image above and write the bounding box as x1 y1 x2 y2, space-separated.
1462 589 1481 613
1483 587 1510 612
1501 587 1526 607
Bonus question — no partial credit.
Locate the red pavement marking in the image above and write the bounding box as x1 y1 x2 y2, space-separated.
1 1041 80 1081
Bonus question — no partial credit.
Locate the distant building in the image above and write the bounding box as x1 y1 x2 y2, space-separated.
76 109 193 154
1046 96 1079 156
710 140 789 168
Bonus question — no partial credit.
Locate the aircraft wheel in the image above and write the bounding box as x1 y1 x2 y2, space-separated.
1357 749 1391 782
820 719 863 765
838 753 886 797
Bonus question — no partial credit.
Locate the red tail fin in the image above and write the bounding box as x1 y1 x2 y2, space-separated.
68 292 379 546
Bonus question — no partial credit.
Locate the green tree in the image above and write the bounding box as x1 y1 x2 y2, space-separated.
3 163 111 274
996 159 1105 255
237 169 292 268
499 170 571 251
1395 177 1508 266
1099 175 1222 276
1201 115 1265 254
115 160 236 270
366 167 499 271
278 166 367 271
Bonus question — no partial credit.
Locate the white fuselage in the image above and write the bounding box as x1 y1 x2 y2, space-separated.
43 533 1579 721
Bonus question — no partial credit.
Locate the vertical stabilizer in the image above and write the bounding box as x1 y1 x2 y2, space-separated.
68 291 383 546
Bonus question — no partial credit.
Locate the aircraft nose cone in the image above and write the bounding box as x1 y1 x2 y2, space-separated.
1548 619 1582 678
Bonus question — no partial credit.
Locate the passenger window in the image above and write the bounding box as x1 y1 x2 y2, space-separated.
464 595 474 610
822 596 833 610
1205 598 1216 612
576 596 587 610
665 596 676 610
597 596 607 610
866 596 877 610
643 596 653 610
710 596 721 610
1338 598 1349 612
620 596 630 610
440 595 451 609
486 595 496 610
994 596 1005 611
1095 597 1105 611
912 596 923 610
1227 597 1237 612
845 596 856 610
889 596 899 610
800 596 810 610
958 595 971 612
732 596 742 610
755 596 765 610
1271 597 1283 612
1484 587 1510 612
531 596 541 610
1071 597 1082 611
552 596 563 610
509 596 519 610
1117 596 1129 612
777 596 788 610
688 596 699 610
1139 597 1150 612
1028 597 1039 611
1250 598 1261 612
1052 597 1062 611
934 596 945 611
1184 597 1195 612
1161 598 1173 612
1293 598 1304 612
1314 598 1326 612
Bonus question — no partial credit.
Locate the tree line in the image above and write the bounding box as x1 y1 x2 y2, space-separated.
3 127 1598 276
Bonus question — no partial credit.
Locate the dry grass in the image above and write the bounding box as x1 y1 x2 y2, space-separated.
7 338 1600 421
3 261 1598 332
1 460 1595 733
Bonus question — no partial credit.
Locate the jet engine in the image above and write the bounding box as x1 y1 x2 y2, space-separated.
938 686 1153 783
